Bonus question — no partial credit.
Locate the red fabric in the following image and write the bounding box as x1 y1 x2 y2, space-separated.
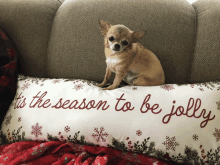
0 28 18 125
0 141 173 165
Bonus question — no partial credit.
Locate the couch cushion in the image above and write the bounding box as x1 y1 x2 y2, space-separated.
189 0 220 83
47 0 196 84
0 0 63 77
1 75 220 164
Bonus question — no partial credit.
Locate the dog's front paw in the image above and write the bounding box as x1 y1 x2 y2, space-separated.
96 83 105 87
102 85 116 90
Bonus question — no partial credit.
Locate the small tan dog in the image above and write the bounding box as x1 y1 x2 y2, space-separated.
97 19 165 90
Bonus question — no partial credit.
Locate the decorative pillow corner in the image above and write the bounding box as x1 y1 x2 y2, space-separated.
1 74 220 164
0 28 18 127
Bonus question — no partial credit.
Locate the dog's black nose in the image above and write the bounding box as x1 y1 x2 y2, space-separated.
114 44 121 51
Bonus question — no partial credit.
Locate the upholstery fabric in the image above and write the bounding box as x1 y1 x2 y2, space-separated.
0 0 219 85
47 0 196 84
0 0 63 77
189 0 220 83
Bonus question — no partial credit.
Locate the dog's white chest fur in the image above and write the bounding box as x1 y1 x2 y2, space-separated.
106 56 136 84
106 57 121 73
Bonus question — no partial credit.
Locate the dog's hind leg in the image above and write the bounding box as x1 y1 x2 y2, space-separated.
133 76 157 86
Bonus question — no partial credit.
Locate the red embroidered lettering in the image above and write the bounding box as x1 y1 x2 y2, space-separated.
115 93 134 112
200 110 215 128
185 98 194 117
62 100 70 109
94 100 109 110
68 100 79 109
86 100 95 109
52 98 110 110
162 99 215 128
29 91 51 108
140 94 162 114
14 92 26 109
78 99 86 109
52 98 63 109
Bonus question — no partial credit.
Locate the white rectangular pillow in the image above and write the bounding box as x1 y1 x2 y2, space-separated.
1 74 220 164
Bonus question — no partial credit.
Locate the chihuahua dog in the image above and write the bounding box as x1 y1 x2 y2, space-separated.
97 19 165 90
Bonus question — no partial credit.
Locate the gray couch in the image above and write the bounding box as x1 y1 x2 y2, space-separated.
0 0 220 85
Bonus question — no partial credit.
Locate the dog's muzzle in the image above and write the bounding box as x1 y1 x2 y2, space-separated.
111 43 122 52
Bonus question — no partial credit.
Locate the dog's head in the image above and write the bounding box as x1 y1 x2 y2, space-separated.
99 19 145 53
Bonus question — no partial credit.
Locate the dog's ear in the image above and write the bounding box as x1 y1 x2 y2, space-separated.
132 30 146 42
99 19 111 36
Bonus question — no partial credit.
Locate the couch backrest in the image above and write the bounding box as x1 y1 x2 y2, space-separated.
190 0 220 83
0 0 219 84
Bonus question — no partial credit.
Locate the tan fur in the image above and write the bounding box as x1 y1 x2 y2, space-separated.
97 20 165 90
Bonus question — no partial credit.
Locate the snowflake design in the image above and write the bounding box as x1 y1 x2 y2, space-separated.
21 82 30 90
216 101 220 110
160 84 175 91
136 130 142 136
92 127 109 142
162 136 179 151
31 123 43 138
64 126 70 133
53 80 61 84
73 84 84 91
213 128 220 142
18 117 21 122
4 114 12 126
193 134 198 141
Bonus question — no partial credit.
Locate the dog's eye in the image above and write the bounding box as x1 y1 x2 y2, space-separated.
122 40 128 46
109 36 115 42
